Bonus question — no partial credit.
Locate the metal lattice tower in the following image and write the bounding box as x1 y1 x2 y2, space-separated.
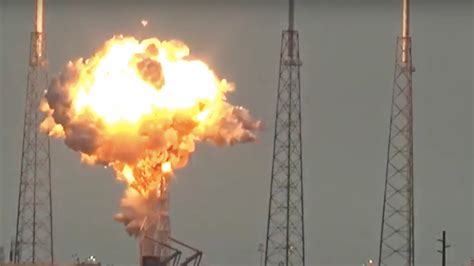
378 0 415 265
264 0 305 265
14 0 54 263
139 176 171 264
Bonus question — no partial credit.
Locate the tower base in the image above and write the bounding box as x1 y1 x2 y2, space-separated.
142 256 168 266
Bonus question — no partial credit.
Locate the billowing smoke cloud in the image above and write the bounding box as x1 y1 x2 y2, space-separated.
40 36 261 235
113 188 160 236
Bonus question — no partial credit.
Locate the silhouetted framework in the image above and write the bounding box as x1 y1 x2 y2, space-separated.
140 176 171 263
14 0 54 263
378 1 415 265
264 1 305 265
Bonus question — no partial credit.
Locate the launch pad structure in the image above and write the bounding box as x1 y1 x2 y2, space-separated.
378 0 416 266
140 235 203 266
138 176 202 266
264 0 305 265
7 0 423 265
139 176 171 262
14 0 54 263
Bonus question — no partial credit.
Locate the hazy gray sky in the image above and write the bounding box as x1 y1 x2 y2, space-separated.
1 0 472 265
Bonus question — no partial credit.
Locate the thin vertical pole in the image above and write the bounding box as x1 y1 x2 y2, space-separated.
437 230 450 266
289 0 294 31
442 231 446 266
401 0 410 63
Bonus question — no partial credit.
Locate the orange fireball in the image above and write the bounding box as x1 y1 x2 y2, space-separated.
41 36 260 198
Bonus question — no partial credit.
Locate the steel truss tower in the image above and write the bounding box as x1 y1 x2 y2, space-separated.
378 0 415 265
140 176 171 264
264 0 305 265
14 0 54 263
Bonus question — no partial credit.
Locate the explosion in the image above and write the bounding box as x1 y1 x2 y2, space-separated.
40 36 260 234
